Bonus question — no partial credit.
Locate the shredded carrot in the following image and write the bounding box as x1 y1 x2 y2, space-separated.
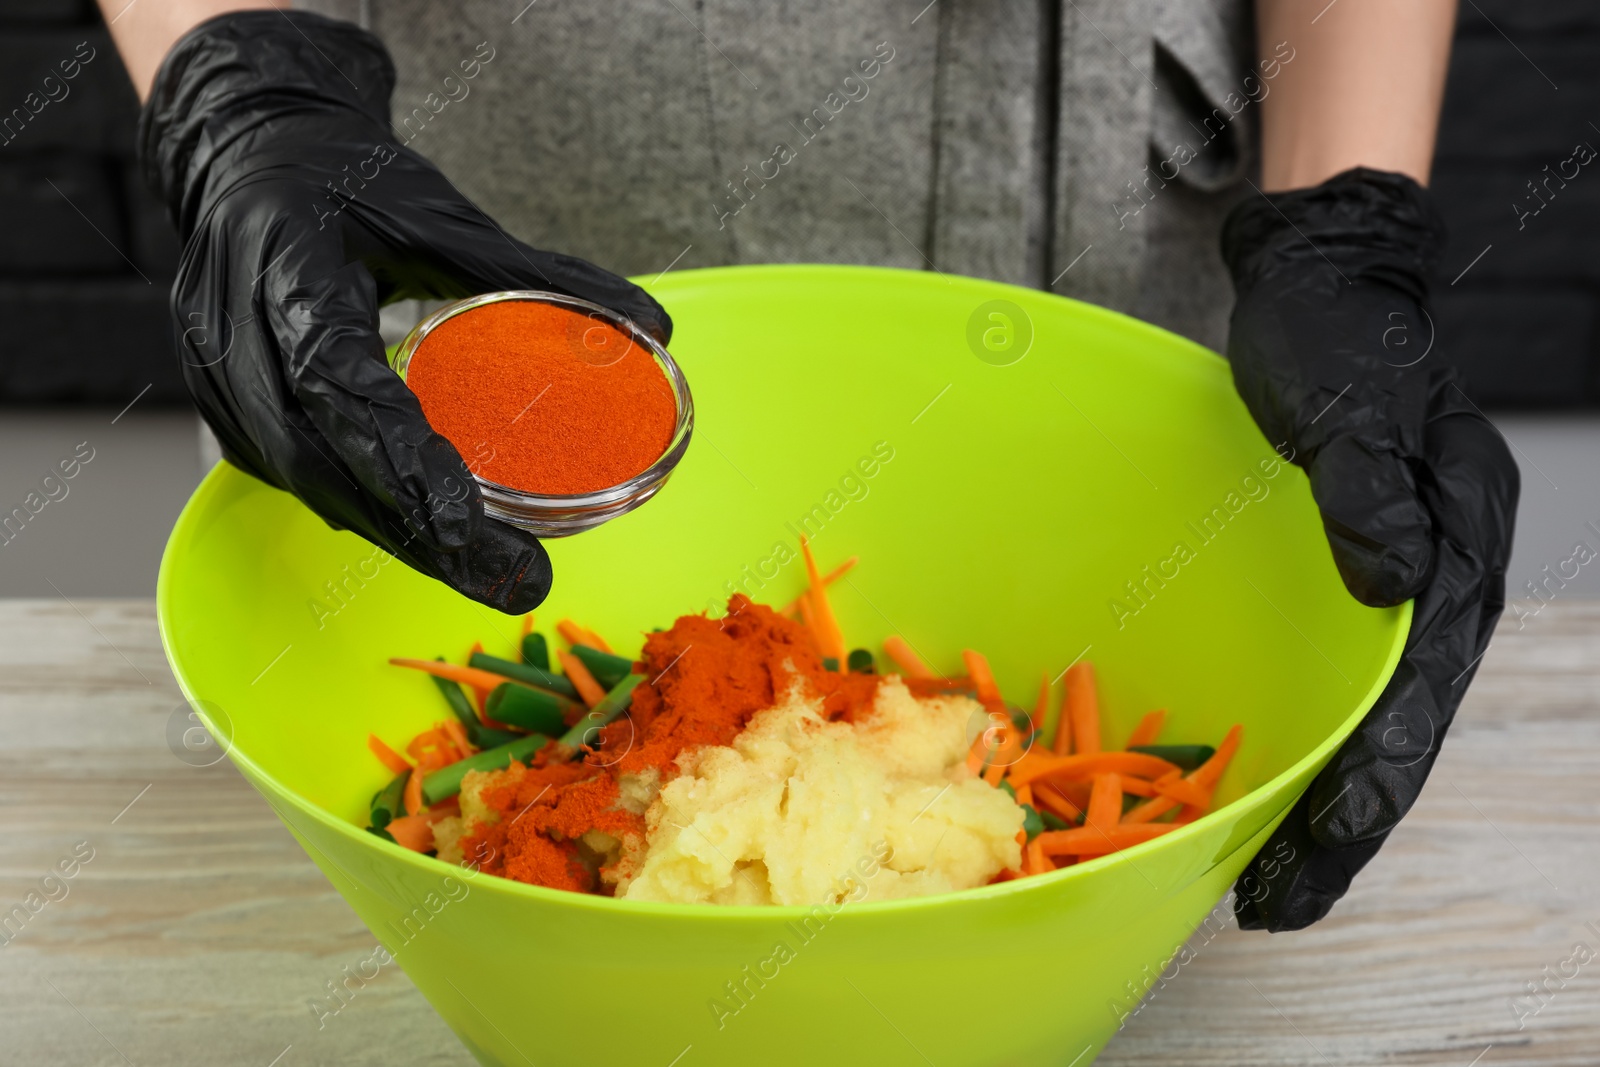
556 620 612 653
367 734 412 776
883 636 935 679
966 707 1021 780
1174 724 1243 820
1086 773 1122 834
1050 666 1074 755
389 657 512 694
1033 782 1084 823
1122 796 1178 825
1118 775 1158 798
1125 708 1167 748
1152 776 1211 808
992 716 1030 783
1122 726 1242 825
1036 822 1178 856
964 727 991 776
1064 661 1100 755
962 649 1001 705
1191 724 1243 789
386 813 433 851
520 613 534 638
1057 778 1094 811
797 590 818 632
1051 685 1073 754
982 757 1006 787
982 722 1024 786
407 727 463 770
1031 672 1051 734
779 556 858 616
403 767 424 817
799 536 847 662
1006 749 1182 787
559 649 607 708
1017 788 1053 874
441 717 475 758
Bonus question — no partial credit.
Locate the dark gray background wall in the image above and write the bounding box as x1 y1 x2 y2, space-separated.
1430 0 1600 408
0 0 1595 409
0 0 184 407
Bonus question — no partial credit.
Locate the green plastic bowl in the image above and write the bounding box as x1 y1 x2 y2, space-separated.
158 265 1407 1066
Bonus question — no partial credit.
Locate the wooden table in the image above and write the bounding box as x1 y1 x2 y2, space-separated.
2 599 1596 1066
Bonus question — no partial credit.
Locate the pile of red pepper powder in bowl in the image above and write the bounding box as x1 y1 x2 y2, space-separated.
402 298 678 495
456 597 885 892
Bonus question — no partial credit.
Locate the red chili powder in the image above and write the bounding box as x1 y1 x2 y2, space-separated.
459 596 883 893
462 760 643 893
607 595 882 777
404 300 676 495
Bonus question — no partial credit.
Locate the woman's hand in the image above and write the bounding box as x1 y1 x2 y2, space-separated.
1222 168 1518 930
139 11 670 612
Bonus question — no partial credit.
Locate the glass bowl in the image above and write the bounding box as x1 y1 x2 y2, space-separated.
390 290 694 537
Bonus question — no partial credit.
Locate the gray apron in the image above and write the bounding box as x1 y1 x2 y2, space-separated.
298 0 1257 352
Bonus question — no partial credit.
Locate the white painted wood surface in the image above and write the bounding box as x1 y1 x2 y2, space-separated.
0 599 1594 1066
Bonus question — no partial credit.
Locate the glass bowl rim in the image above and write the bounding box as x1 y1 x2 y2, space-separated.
391 290 695 509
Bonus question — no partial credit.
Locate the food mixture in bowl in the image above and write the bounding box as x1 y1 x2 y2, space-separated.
623 679 1022 904
364 542 1242 905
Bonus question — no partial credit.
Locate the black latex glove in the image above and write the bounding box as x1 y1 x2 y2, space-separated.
139 11 671 613
1220 168 1518 931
